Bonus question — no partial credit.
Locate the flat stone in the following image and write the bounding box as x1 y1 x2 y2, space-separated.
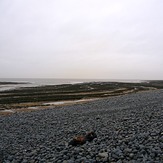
98 152 108 159
124 148 132 153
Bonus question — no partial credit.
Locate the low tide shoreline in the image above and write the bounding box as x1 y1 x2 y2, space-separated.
0 80 163 115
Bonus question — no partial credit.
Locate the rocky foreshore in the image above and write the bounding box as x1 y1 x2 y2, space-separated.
0 90 163 163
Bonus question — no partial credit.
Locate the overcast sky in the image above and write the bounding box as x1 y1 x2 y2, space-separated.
0 0 163 79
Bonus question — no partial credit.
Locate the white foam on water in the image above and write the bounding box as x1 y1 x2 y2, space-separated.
43 98 97 106
0 109 15 113
27 107 39 110
44 101 66 105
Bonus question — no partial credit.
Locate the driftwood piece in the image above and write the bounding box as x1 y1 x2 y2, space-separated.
69 131 97 146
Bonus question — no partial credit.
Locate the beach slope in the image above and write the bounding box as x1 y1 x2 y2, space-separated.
0 89 163 162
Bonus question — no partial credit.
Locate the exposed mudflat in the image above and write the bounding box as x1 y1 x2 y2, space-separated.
0 90 163 162
1 81 163 110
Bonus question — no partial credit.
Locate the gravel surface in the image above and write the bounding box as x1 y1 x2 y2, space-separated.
0 90 163 163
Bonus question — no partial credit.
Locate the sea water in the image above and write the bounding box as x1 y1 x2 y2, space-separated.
0 78 143 92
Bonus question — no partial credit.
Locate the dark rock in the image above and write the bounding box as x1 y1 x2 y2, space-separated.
7 155 13 161
22 159 28 163
0 150 3 163
113 148 123 157
85 131 97 142
124 148 132 153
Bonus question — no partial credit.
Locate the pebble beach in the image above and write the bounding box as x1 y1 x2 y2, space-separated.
0 89 163 163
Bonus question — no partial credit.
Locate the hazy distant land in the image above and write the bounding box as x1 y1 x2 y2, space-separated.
0 81 30 85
